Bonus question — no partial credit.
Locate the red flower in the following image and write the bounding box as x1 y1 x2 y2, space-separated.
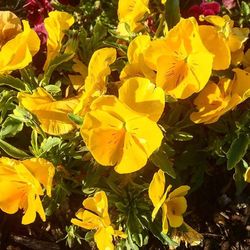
25 0 53 25
186 1 221 21
34 22 48 46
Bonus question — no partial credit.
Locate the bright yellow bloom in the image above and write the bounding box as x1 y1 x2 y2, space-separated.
118 77 165 122
120 35 155 82
144 17 213 99
0 11 40 74
190 68 250 124
117 0 149 36
44 11 74 70
199 15 249 70
0 157 55 225
71 191 126 250
149 169 190 234
18 87 79 135
244 167 250 183
170 223 203 249
74 48 117 116
81 77 164 173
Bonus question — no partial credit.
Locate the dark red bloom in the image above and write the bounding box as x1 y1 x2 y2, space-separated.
25 0 53 25
186 1 221 21
34 22 48 46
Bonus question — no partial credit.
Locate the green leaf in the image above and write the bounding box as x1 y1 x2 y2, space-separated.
234 164 247 195
93 21 108 45
0 75 27 91
44 85 62 95
0 117 23 139
241 1 250 16
40 137 61 154
150 143 176 178
165 0 181 29
68 113 83 126
42 53 75 85
173 131 193 141
227 134 249 170
0 139 30 159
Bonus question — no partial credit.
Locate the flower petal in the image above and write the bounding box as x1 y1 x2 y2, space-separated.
119 77 165 122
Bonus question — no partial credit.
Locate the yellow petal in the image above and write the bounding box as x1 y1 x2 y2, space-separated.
71 209 103 229
120 35 155 81
83 191 110 226
0 181 25 214
22 158 55 197
84 48 117 93
244 167 250 183
117 0 150 33
199 25 230 70
0 20 40 73
115 116 163 174
18 88 79 135
161 203 169 234
119 77 165 121
0 11 22 48
94 227 114 250
21 190 45 225
228 27 249 52
167 197 187 228
168 185 190 199
44 11 74 70
232 68 250 100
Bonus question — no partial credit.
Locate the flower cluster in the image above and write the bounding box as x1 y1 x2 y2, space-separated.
0 0 249 249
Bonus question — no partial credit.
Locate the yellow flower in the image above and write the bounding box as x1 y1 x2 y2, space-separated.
149 169 190 234
81 77 164 173
74 48 117 116
44 11 74 70
71 191 126 250
199 15 249 70
120 35 155 82
0 157 55 225
170 223 203 249
117 0 150 36
18 87 79 135
0 11 40 74
190 68 250 124
118 77 165 122
68 58 88 92
244 167 250 183
144 17 213 99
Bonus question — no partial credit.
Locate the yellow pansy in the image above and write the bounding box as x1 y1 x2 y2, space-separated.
0 11 40 74
148 169 190 233
120 35 155 82
18 87 79 135
118 77 165 122
0 157 55 225
74 48 117 116
44 11 74 70
199 15 249 70
81 77 164 173
117 0 150 36
244 167 250 183
144 17 213 99
190 68 250 124
71 191 126 250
